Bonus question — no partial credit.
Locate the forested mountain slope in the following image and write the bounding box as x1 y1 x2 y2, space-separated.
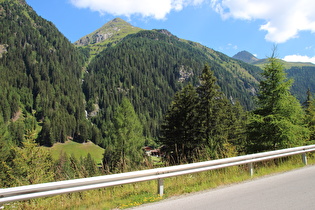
233 51 315 103
0 0 89 146
287 66 315 102
0 0 262 148
82 29 262 143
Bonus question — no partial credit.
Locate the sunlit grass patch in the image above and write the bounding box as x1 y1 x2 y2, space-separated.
44 140 104 165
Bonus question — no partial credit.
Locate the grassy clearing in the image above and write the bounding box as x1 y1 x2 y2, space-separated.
8 153 315 210
45 140 104 165
150 156 164 167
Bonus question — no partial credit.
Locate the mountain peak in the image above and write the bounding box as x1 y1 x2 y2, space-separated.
74 18 142 46
101 17 132 30
233 51 259 64
109 17 127 24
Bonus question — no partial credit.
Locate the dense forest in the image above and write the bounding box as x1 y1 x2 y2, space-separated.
83 29 262 146
287 66 315 102
0 0 95 187
0 0 90 147
1 0 315 191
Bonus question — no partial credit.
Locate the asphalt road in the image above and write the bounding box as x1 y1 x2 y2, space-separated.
132 166 315 210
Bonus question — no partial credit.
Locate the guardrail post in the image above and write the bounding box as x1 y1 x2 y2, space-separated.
248 162 253 177
302 153 307 165
158 178 164 196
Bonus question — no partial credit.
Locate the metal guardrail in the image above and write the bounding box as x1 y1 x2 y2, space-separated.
1 144 315 205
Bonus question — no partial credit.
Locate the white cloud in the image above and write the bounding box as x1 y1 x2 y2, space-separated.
70 0 204 19
211 0 315 43
283 55 315 64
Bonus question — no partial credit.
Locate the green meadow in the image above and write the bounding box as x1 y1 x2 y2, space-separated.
46 140 104 165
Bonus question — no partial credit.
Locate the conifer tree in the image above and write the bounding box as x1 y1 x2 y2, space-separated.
103 97 145 173
0 115 15 187
5 130 54 186
303 89 313 110
196 65 231 159
54 151 75 180
227 100 247 154
247 53 309 152
82 153 98 177
160 83 200 164
160 65 244 163
304 89 315 142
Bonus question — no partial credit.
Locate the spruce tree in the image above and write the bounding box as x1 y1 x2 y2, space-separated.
82 153 98 177
0 115 15 187
160 65 244 163
103 97 145 173
247 54 309 152
196 65 231 159
304 89 315 143
160 83 199 164
227 100 247 154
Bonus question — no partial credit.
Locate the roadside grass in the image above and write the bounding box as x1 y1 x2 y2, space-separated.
150 156 164 167
45 140 104 165
9 153 315 210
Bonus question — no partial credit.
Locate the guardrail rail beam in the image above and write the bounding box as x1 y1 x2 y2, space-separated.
1 144 315 205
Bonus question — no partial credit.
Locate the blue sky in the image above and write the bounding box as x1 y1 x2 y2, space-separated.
26 0 315 63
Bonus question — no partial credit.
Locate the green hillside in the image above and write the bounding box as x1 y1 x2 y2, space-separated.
0 0 89 147
233 51 315 103
287 66 315 102
250 60 315 103
83 29 261 145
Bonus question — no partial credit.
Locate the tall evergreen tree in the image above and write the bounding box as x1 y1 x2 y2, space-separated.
226 100 248 154
160 65 244 164
247 54 309 152
160 83 200 164
196 65 232 159
303 89 313 110
303 89 315 143
0 115 15 187
103 97 145 173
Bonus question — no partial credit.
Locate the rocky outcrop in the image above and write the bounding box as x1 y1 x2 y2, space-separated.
178 65 193 82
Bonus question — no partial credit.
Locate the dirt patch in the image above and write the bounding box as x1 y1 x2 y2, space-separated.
12 110 22 122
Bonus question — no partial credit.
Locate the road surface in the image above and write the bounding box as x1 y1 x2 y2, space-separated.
132 166 315 210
